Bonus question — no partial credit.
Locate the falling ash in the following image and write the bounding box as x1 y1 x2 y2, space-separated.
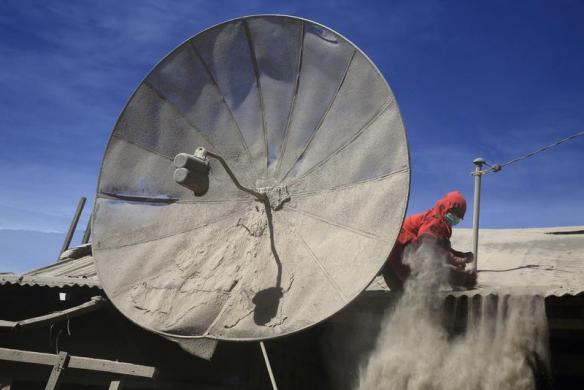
357 243 550 390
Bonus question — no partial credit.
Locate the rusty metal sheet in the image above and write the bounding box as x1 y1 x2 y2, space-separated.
92 15 410 341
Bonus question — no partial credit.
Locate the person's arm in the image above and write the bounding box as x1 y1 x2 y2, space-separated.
416 220 470 267
449 246 466 258
440 238 474 264
415 215 477 288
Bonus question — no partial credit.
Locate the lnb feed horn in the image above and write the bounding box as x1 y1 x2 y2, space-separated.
174 149 210 173
173 150 210 195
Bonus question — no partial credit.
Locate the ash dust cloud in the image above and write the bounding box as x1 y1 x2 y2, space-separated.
357 243 550 390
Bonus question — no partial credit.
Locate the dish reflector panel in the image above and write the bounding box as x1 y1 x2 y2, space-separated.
93 15 410 341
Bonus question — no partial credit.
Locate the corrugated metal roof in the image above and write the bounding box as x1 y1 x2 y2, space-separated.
3 226 583 294
0 274 100 288
451 226 584 297
0 254 100 288
367 226 584 298
25 255 97 279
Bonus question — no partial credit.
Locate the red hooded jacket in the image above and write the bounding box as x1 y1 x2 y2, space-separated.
388 191 467 282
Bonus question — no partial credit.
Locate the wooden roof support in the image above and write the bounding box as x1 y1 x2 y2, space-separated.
0 347 157 379
0 296 105 331
45 351 68 390
108 378 124 390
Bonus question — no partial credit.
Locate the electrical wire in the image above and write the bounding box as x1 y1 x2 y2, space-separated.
481 130 584 175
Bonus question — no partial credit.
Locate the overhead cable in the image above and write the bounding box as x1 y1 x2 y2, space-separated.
482 130 584 175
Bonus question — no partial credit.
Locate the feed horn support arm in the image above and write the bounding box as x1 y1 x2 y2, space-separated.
173 147 265 201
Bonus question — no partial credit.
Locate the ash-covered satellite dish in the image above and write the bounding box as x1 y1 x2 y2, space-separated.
93 15 410 341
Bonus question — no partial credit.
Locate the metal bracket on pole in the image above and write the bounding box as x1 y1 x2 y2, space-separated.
260 341 278 390
471 158 485 272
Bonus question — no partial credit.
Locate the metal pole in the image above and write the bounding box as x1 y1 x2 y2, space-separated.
259 341 278 390
59 197 86 257
81 217 91 244
471 158 485 272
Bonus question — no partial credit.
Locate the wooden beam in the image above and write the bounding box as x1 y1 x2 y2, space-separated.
69 356 156 378
0 296 106 331
0 347 55 366
108 379 124 390
0 366 246 390
0 321 15 330
45 351 68 390
0 348 157 378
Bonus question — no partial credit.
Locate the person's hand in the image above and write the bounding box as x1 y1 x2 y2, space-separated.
452 257 466 270
464 252 475 263
463 269 478 288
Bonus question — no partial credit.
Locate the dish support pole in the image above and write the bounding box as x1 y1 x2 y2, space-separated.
260 341 278 390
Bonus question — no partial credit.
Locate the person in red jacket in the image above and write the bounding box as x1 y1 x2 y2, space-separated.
381 191 477 290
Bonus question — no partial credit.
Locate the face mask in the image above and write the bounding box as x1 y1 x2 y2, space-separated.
444 212 461 226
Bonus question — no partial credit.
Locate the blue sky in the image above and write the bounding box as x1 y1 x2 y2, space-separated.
1 0 584 272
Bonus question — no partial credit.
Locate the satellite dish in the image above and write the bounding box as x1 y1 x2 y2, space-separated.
92 15 410 341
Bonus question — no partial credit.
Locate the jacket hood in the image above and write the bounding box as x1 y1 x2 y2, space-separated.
433 191 467 219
